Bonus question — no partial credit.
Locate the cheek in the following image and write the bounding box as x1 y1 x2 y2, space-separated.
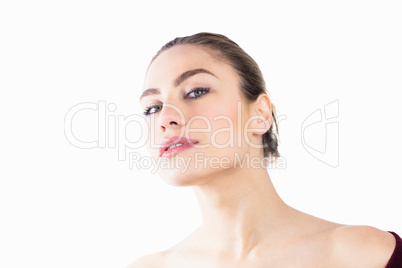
142 118 150 140
199 98 249 152
142 117 160 158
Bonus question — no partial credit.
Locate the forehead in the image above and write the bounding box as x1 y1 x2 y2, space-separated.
144 45 238 89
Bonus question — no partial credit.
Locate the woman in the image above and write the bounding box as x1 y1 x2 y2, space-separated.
130 32 401 267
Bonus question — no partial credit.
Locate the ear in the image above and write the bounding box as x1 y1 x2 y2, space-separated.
249 94 273 135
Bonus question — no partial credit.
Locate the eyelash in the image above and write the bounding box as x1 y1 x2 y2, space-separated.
142 87 210 116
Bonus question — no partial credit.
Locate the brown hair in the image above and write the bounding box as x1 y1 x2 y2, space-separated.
148 32 280 162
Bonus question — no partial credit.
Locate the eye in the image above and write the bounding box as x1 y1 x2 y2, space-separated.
186 87 210 99
143 104 163 116
142 87 209 116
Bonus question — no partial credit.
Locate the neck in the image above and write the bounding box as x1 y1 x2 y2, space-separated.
191 165 293 257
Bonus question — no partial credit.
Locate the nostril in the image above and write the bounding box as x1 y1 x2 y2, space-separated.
160 119 180 131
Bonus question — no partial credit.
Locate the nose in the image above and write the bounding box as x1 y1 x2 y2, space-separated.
158 103 185 132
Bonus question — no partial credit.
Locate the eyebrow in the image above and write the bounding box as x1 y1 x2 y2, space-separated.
140 68 217 101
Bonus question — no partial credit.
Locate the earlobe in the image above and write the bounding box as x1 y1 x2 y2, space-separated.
253 113 271 135
249 94 273 135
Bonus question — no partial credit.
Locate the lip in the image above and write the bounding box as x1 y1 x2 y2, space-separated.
159 136 199 157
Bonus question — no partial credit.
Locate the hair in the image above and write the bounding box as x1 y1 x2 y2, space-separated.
148 32 280 162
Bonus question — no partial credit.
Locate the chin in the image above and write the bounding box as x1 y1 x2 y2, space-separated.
157 167 212 187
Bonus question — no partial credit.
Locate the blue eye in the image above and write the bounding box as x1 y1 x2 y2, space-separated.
186 87 210 98
142 87 210 116
143 104 162 116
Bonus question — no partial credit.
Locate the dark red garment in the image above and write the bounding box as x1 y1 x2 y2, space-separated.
386 232 402 268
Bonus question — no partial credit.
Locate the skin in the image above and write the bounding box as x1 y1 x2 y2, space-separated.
131 44 396 267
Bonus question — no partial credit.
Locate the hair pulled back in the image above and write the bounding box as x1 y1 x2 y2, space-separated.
149 32 280 162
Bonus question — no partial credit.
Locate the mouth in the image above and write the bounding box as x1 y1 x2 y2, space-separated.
159 136 199 157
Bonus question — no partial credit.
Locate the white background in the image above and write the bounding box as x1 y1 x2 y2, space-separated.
1 1 401 267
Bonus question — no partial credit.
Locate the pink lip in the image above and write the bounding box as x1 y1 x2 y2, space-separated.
159 136 199 157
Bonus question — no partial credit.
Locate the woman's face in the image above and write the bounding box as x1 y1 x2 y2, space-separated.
140 45 259 186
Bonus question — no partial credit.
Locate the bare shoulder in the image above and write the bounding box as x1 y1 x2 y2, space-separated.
127 251 167 268
329 225 396 267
